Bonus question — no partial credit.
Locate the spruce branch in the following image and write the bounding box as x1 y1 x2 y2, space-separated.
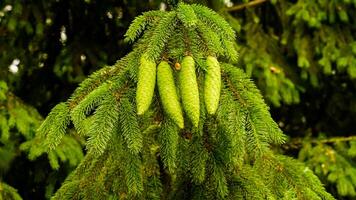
124 11 164 43
221 65 285 156
230 165 275 199
159 118 179 173
37 3 336 199
189 135 209 183
195 21 224 56
71 83 110 136
222 63 286 145
145 11 177 61
67 51 138 109
192 4 235 40
191 4 238 61
124 151 144 195
211 159 229 198
39 103 71 150
217 88 246 166
185 28 207 58
118 97 143 154
177 2 198 28
256 154 335 200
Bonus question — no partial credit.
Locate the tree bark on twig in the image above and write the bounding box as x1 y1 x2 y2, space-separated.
226 0 268 12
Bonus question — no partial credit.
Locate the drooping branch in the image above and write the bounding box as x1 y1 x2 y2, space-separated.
68 58 127 109
221 72 247 107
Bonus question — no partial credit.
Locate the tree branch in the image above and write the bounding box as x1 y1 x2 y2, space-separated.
282 136 356 150
226 0 268 12
316 136 356 144
221 72 247 107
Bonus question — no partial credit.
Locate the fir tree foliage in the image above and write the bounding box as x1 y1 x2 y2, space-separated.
219 1 356 198
0 82 83 170
298 135 356 198
222 0 356 106
0 83 41 143
36 3 334 199
0 81 84 199
0 182 22 200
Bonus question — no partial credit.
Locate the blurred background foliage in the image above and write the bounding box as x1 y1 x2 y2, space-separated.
0 0 355 199
0 80 83 199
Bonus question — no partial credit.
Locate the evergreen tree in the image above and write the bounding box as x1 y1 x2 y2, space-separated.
0 81 83 199
1 0 356 199
219 1 356 199
32 3 334 199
